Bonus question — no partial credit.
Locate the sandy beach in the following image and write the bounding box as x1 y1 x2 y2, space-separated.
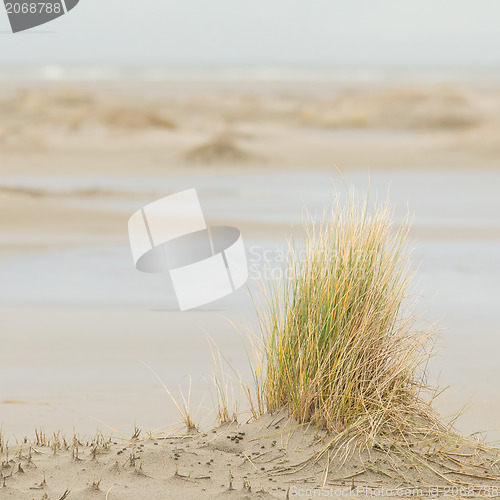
1 410 500 500
1 75 500 498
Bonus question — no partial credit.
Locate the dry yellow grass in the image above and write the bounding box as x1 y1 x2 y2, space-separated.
252 192 437 443
238 191 500 486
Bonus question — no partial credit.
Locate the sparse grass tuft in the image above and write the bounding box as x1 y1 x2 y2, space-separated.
142 362 197 432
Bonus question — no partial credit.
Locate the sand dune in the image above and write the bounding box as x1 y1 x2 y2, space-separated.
0 87 176 138
186 133 256 164
299 86 483 130
1 82 500 167
1 412 498 500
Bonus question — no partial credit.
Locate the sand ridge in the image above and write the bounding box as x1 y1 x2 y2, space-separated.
1 411 499 500
2 82 500 171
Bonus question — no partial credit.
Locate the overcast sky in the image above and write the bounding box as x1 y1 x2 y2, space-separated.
1 0 500 68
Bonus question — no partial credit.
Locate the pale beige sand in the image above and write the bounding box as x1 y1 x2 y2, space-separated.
1 79 499 498
1 412 499 500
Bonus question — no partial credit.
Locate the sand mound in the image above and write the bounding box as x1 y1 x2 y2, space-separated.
1 412 498 499
98 107 176 131
1 88 176 134
299 87 480 131
7 87 95 115
371 87 478 130
186 134 254 164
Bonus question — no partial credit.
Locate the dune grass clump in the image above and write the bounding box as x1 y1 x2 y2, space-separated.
254 193 439 443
